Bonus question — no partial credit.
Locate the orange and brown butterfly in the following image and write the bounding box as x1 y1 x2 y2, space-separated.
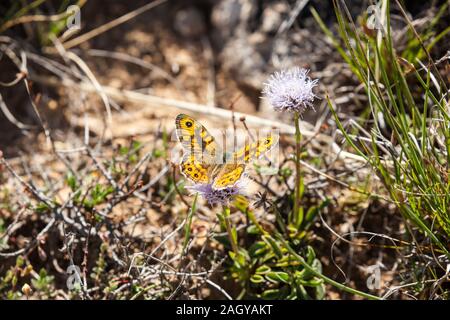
175 114 278 190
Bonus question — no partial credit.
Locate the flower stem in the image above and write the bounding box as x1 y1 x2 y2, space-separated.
246 207 268 236
293 111 303 226
221 207 239 254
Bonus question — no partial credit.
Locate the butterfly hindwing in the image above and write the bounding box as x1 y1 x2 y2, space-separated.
180 154 211 184
212 163 245 189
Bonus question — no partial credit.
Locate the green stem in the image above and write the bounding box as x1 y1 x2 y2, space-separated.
293 112 303 226
221 207 239 254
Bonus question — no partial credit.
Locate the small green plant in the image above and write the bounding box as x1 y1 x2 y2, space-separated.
31 268 55 297
228 236 325 300
90 243 108 288
0 256 35 299
119 140 143 164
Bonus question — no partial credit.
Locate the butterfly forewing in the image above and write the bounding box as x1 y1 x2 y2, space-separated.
176 114 224 184
175 114 222 164
231 132 278 163
211 132 277 188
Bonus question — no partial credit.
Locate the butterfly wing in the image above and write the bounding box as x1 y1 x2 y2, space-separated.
179 154 211 184
212 132 277 189
212 163 246 189
176 114 222 184
232 132 278 163
175 114 221 164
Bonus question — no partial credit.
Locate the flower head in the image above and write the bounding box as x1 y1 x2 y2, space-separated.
186 178 248 206
262 67 318 113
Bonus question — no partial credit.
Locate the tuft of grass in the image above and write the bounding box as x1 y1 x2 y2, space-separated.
316 0 449 253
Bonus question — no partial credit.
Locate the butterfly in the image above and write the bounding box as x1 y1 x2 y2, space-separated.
175 114 277 189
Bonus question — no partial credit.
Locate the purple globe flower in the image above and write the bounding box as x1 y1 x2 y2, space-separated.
262 67 318 113
186 178 248 206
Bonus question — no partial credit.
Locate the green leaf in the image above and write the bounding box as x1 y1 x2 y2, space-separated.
246 225 260 235
35 202 51 213
279 167 293 178
299 277 324 287
255 265 271 275
16 256 25 268
300 259 322 280
152 149 165 158
312 259 322 274
315 283 326 300
306 246 316 265
262 235 283 259
89 184 114 206
305 198 330 224
250 274 265 284
119 145 129 156
249 241 268 257
265 271 289 284
261 289 283 299
66 172 78 191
